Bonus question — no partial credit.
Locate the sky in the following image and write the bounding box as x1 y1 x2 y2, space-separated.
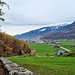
0 0 75 35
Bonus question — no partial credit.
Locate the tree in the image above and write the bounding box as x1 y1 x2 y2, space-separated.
0 0 9 32
0 46 3 57
18 49 24 55
0 0 9 21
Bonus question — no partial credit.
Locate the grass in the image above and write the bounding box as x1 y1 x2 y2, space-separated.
60 41 75 45
9 56 75 75
60 41 75 50
60 45 75 50
29 43 61 56
9 41 75 75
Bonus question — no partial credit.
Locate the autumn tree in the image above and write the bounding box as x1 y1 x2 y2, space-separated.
0 46 3 57
12 39 20 53
0 31 32 57
0 40 4 56
0 1 31 57
24 43 31 54
18 49 24 55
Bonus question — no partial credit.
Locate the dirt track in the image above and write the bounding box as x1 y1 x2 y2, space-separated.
60 46 71 52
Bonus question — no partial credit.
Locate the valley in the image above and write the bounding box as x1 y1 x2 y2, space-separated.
8 41 75 75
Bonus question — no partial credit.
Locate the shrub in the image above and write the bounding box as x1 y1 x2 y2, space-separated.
62 51 75 57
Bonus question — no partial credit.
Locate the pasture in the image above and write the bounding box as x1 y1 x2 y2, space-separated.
9 56 75 75
60 41 75 45
9 41 75 75
60 41 75 50
29 43 61 56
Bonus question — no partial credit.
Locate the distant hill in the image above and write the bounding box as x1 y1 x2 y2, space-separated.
14 27 53 40
14 22 73 41
41 21 75 40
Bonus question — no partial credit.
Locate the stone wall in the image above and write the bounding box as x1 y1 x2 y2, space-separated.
0 57 38 75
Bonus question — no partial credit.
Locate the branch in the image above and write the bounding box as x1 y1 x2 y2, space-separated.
0 9 5 16
0 1 10 9
0 17 5 21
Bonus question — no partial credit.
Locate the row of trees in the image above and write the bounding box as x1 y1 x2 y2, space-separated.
0 32 31 57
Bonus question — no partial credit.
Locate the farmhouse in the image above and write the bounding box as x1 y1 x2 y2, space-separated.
30 50 36 56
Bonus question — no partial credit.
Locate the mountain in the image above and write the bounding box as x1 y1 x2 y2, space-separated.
41 21 75 40
14 27 52 40
14 21 74 41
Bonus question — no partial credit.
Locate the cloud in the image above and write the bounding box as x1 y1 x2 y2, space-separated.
1 0 75 25
1 12 52 25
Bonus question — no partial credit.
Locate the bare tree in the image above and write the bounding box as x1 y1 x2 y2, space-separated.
0 0 9 31
0 0 9 21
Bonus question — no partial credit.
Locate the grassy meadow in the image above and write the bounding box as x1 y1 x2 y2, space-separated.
60 41 75 50
9 41 75 75
60 41 75 45
9 56 75 75
29 43 61 56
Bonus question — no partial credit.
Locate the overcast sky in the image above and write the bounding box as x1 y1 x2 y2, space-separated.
0 0 75 35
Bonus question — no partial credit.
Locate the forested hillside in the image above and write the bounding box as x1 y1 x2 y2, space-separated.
0 32 31 57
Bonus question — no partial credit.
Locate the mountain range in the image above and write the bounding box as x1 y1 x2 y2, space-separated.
14 21 75 41
41 21 75 41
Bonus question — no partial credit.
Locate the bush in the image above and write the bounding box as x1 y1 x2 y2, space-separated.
62 51 75 57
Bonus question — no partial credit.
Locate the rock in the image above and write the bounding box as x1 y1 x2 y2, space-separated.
0 57 39 75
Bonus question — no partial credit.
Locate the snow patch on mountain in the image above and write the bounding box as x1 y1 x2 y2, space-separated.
14 21 75 41
48 21 74 26
39 28 46 32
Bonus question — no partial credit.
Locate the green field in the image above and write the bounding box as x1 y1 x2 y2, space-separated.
60 41 75 50
60 41 75 45
9 41 75 75
9 56 75 75
29 43 61 56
